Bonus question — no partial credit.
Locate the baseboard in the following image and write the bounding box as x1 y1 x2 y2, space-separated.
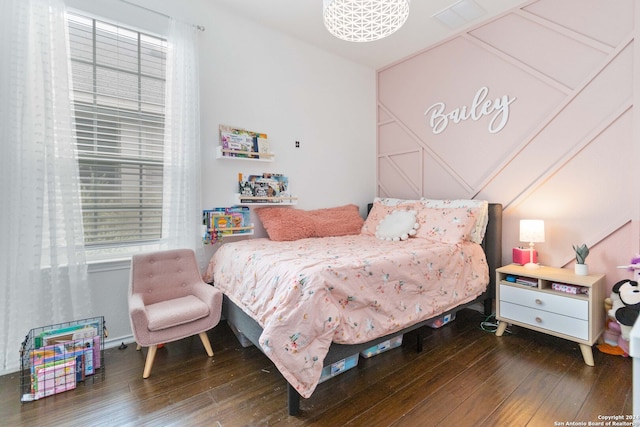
104 335 136 350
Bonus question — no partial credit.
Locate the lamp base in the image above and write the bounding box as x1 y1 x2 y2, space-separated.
524 262 540 270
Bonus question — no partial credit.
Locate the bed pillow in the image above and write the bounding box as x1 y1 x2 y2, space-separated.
309 204 364 237
361 199 419 236
420 199 489 243
255 207 315 241
414 206 479 243
374 197 423 206
256 205 364 241
375 210 420 241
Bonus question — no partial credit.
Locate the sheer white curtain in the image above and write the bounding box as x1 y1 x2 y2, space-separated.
0 0 90 373
161 19 204 263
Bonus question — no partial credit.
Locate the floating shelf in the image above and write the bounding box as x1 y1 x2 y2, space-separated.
210 224 254 237
216 146 275 162
235 194 298 205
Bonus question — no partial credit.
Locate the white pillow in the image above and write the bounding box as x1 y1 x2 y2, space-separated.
375 210 420 241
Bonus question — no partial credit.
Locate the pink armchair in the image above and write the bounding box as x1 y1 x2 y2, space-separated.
128 249 222 378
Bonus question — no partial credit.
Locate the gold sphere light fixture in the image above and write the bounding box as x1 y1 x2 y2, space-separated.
323 0 410 43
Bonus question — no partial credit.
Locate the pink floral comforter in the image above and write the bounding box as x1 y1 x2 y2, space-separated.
205 234 488 398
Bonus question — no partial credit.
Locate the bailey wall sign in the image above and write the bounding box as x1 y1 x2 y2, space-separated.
424 86 516 135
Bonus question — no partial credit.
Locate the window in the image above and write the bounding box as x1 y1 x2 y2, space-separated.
66 12 167 249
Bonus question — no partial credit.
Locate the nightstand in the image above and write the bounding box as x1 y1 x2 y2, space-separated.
495 264 605 366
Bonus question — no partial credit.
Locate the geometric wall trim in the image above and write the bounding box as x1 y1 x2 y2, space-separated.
377 0 637 293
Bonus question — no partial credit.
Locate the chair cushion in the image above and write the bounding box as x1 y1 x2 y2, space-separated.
146 295 210 332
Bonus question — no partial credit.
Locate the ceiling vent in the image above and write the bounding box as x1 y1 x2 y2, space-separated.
433 0 486 29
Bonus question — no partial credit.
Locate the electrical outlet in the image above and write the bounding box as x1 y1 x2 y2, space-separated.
295 141 300 148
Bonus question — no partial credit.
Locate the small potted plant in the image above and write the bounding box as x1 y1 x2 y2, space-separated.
573 243 589 275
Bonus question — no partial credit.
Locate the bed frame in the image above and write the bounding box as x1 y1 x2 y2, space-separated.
221 203 503 416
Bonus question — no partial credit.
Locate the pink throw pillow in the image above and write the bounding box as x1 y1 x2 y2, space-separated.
255 207 315 241
256 204 364 241
414 207 479 243
309 204 364 237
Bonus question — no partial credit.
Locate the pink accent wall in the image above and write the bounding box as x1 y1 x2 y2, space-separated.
377 0 639 295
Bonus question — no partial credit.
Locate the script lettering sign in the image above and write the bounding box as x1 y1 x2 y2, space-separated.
424 86 516 134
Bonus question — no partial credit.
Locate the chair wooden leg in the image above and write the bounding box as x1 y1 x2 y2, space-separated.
199 332 214 357
142 345 157 379
136 344 141 351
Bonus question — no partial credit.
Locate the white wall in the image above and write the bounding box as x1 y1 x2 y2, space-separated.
68 0 377 348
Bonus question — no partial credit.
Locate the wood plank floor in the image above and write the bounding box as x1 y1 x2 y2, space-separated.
0 308 632 426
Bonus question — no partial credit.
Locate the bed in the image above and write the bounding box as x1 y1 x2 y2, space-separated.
205 199 502 415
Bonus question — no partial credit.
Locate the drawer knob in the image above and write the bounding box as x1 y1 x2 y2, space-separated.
535 317 542 323
535 299 542 305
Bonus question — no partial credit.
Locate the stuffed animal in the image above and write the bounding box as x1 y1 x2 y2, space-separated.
597 256 640 356
600 278 640 356
610 279 640 335
598 295 626 355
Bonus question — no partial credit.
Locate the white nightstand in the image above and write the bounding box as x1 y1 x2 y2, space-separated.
495 264 605 366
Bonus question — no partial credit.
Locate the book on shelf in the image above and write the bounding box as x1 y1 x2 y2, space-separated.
202 206 251 233
257 133 270 154
515 277 538 287
219 125 270 158
226 206 250 231
212 215 233 235
239 198 265 203
238 172 290 202
551 282 589 295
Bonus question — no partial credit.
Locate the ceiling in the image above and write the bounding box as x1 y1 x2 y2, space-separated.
214 0 530 70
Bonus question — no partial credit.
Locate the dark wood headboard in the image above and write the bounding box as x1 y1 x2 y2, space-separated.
483 203 503 302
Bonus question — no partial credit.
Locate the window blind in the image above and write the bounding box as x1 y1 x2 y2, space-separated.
66 12 167 246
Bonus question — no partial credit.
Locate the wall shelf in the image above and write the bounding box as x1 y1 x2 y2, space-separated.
216 146 275 162
210 224 255 237
235 194 297 205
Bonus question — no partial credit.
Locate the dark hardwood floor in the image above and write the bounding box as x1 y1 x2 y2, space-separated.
0 308 632 426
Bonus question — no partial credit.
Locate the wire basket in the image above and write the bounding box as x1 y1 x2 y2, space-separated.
19 316 107 402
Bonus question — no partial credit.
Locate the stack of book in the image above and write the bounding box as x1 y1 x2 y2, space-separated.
515 277 538 287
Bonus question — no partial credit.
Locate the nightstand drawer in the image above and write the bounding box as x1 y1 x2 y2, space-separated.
499 301 589 340
499 284 588 320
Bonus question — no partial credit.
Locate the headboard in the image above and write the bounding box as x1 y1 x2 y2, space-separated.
483 203 503 306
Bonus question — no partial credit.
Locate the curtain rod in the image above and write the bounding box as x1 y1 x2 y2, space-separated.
119 0 205 31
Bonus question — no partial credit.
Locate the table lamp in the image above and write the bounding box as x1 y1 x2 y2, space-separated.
519 219 545 269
